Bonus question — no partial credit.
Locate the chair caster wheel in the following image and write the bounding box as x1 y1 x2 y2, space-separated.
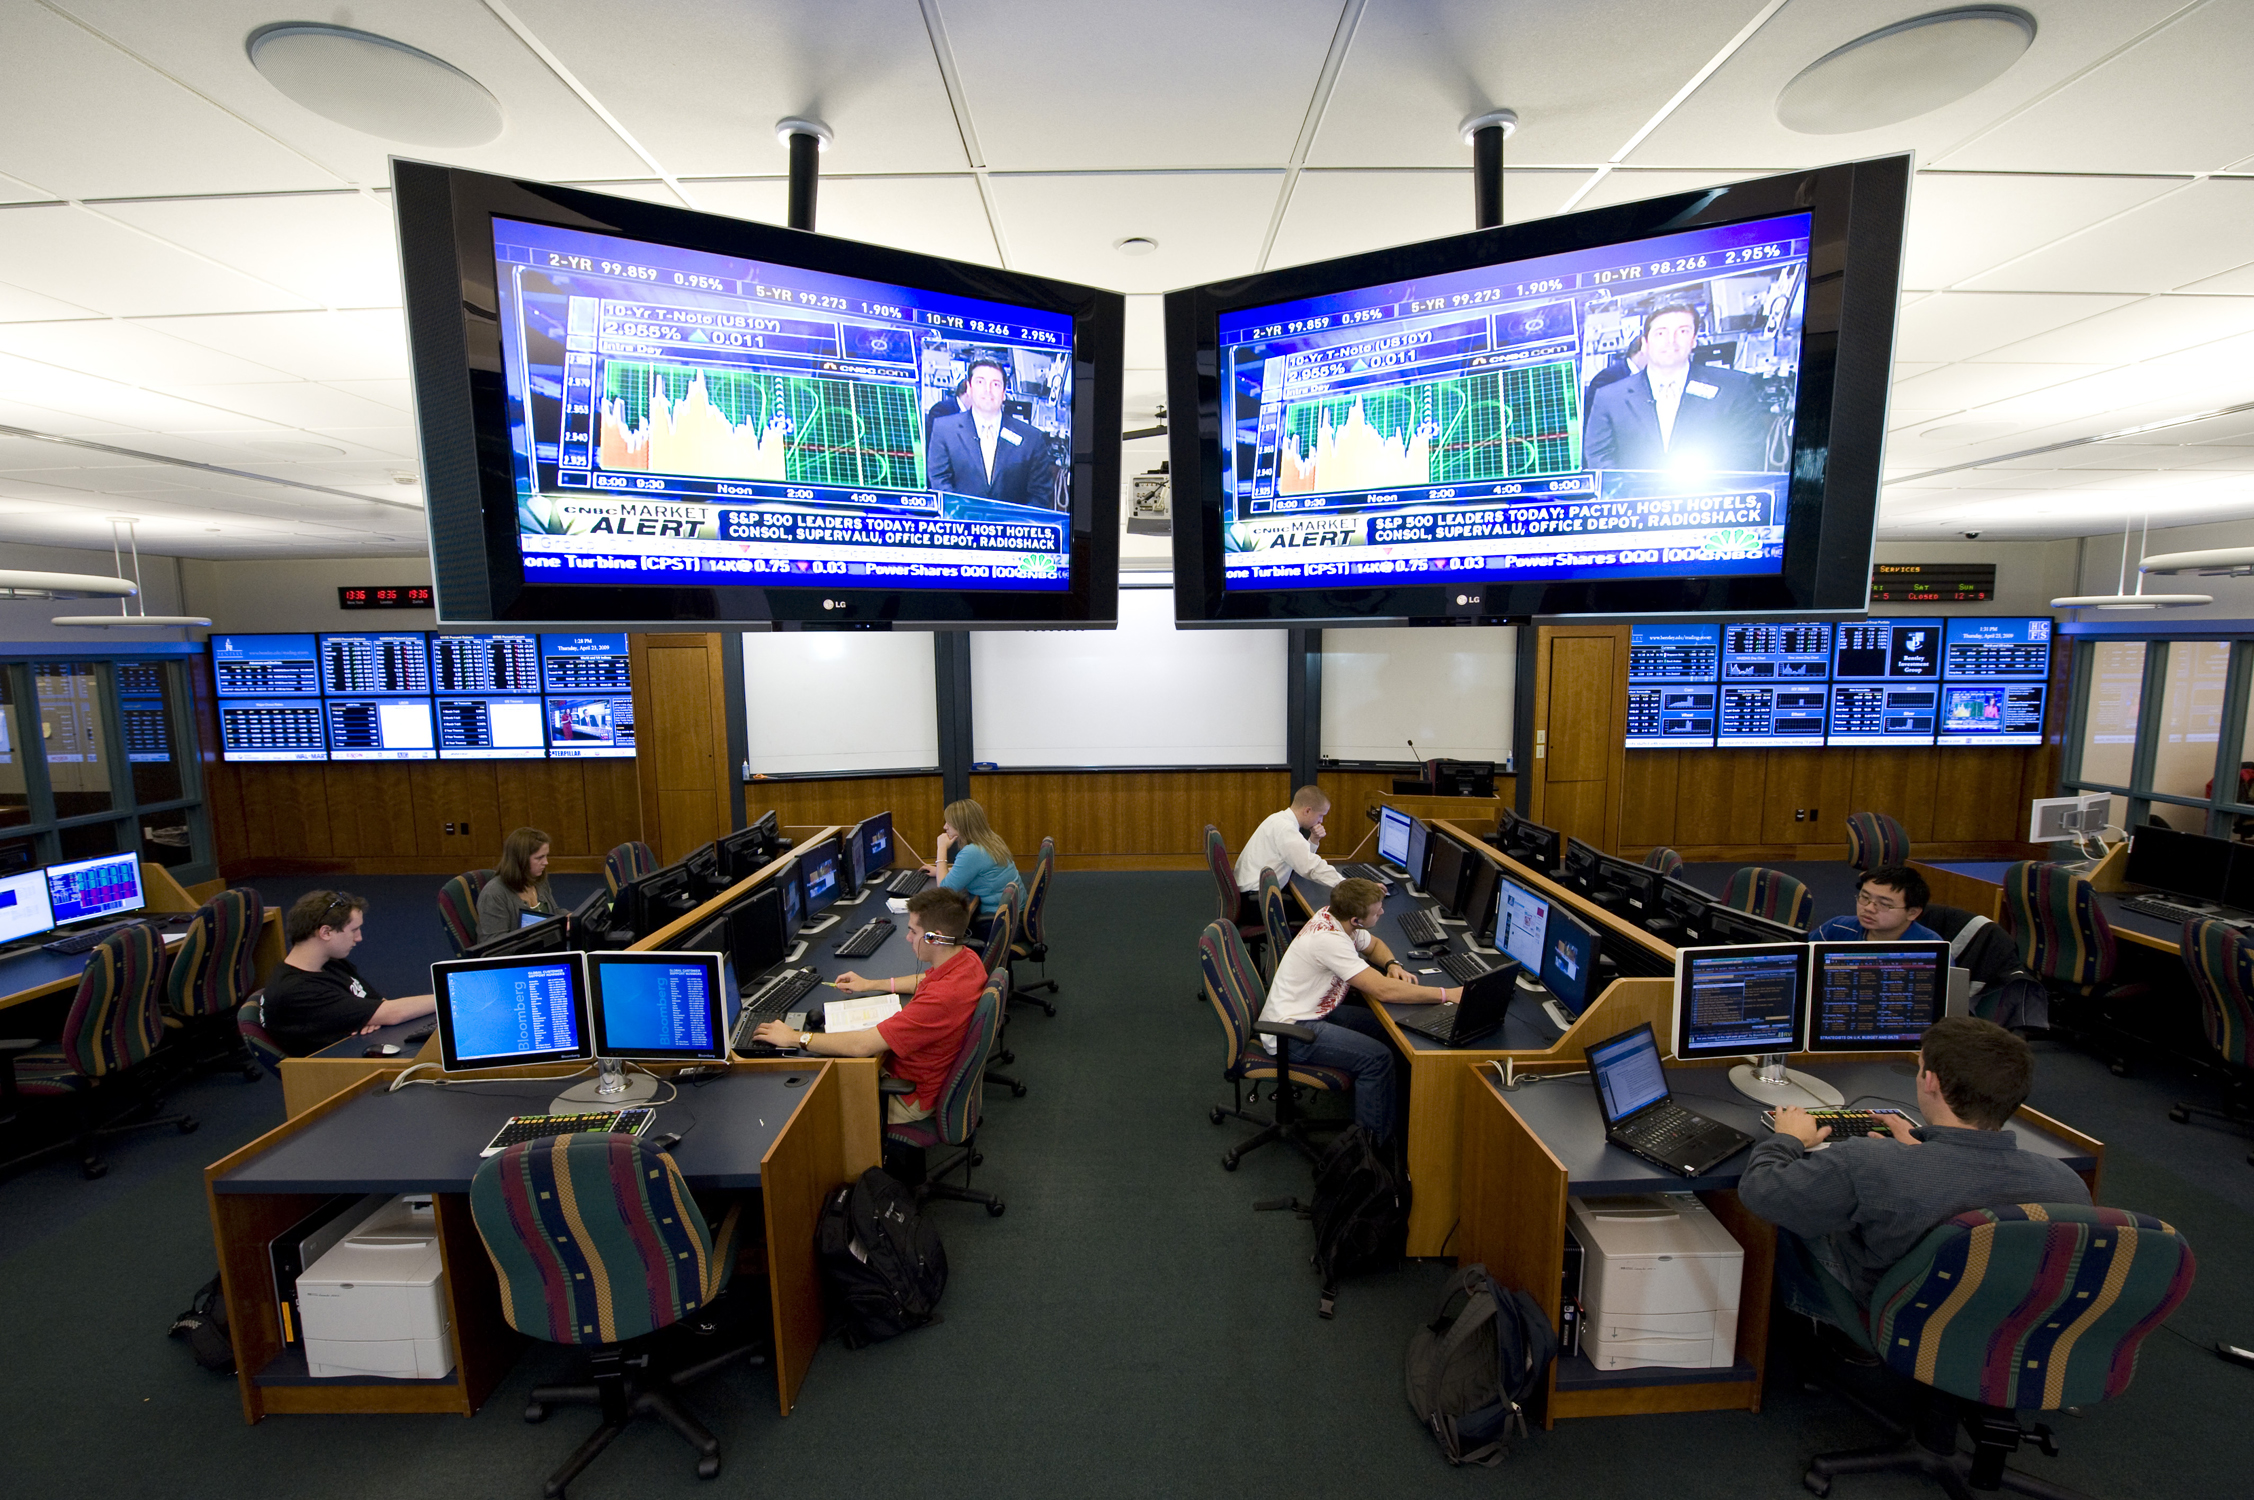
1221 1152 1240 1171
240 1063 263 1082
696 1455 720 1480
82 1159 107 1180
524 1402 547 1423
987 1201 1006 1217
178 1118 199 1134
970 1151 984 1167
2109 1061 2130 1077
2170 1106 2191 1123
1209 1106 1226 1126
1011 1082 1028 1098
1802 1473 1830 1497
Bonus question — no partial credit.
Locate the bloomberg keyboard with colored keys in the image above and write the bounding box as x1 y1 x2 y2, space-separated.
1762 1107 1914 1138
832 918 896 958
481 1108 655 1157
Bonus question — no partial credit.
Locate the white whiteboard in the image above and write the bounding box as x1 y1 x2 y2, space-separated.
742 631 939 774
971 590 1288 766
1319 626 1515 763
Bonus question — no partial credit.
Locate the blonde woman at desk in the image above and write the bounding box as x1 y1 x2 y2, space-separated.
924 799 1021 924
476 826 558 941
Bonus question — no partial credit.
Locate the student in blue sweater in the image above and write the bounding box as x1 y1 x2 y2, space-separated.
1810 865 1941 944
927 797 1023 926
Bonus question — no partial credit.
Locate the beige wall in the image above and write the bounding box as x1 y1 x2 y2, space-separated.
0 541 194 644
179 555 435 634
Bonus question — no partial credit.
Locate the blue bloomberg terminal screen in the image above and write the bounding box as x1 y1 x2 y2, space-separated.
1211 212 1812 592
444 960 585 1064
1943 617 2051 681
592 957 716 1057
490 217 1076 595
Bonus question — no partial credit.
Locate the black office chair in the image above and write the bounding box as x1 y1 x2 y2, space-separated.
1007 837 1057 1016
881 976 1006 1216
979 884 1027 1099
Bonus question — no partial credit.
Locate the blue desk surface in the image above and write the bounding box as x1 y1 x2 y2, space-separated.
0 916 198 1009
216 1069 814 1195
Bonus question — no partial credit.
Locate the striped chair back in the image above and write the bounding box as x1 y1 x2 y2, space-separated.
1847 810 1912 872
1017 838 1055 950
2001 861 2114 989
165 887 264 1020
2181 918 2254 1068
1642 847 1685 876
1258 869 1295 983
1723 866 1814 930
924 978 1005 1146
470 1133 728 1348
56 921 169 1080
980 883 1019 978
1869 1204 2195 1412
1199 918 1264 1074
436 869 494 958
1205 825 1240 923
237 999 286 1078
604 841 658 894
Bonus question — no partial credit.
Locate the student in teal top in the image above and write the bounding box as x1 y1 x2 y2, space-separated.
928 797 1022 924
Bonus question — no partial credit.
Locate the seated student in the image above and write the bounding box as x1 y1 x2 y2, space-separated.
752 886 984 1124
1740 1016 2089 1341
1234 784 1356 925
262 891 437 1056
476 826 558 941
925 798 1021 923
1258 877 1458 1146
1810 864 1941 944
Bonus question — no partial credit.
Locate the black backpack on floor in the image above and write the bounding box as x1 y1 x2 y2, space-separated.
169 1274 236 1375
816 1168 947 1348
1405 1264 1556 1466
1304 1124 1410 1318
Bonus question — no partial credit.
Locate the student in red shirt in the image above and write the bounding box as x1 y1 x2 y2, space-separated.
751 885 985 1123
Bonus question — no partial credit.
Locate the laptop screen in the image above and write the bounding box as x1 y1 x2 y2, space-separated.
1587 1026 1671 1125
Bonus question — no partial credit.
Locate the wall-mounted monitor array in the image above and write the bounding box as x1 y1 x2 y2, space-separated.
394 160 1122 628
1626 616 2051 750
1167 155 1911 625
211 632 635 762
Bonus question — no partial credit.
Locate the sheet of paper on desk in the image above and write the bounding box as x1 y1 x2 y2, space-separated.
825 995 902 1033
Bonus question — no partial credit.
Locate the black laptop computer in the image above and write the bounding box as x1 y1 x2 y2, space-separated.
1394 962 1519 1047
1584 1023 1754 1177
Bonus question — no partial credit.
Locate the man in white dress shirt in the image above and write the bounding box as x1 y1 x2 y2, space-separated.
1234 785 1371 925
1581 303 1771 473
926 357 1055 508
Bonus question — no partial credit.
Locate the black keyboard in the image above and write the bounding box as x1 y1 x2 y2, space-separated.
1397 1003 1462 1043
1619 1103 1741 1156
1337 864 1389 884
886 870 931 896
833 918 895 958
2120 895 2222 926
481 1108 655 1157
1436 950 1501 985
43 922 129 955
1764 1107 1912 1138
1397 909 1450 948
732 968 822 1052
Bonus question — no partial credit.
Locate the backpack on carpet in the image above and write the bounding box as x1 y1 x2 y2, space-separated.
1302 1124 1409 1318
168 1273 236 1375
816 1167 947 1348
1404 1264 1556 1466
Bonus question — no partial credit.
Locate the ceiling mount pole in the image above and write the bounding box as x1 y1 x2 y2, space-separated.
1462 109 1518 231
777 117 833 231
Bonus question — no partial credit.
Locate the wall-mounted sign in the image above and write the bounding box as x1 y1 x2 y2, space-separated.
1869 563 1994 604
338 586 435 610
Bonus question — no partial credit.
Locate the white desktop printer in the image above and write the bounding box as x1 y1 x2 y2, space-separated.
1566 1193 1744 1371
297 1194 457 1381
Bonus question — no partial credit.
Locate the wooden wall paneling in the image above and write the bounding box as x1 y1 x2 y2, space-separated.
632 634 731 864
322 763 422 858
495 760 590 856
746 774 945 857
1533 626 1627 851
968 769 1289 869
1848 748 1940 841
410 762 500 865
1761 749 1854 846
581 759 643 857
1618 751 1681 851
1672 749 1767 848
1933 748 2034 844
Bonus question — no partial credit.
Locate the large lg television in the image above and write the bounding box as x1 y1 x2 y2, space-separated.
1165 155 1910 625
395 160 1123 627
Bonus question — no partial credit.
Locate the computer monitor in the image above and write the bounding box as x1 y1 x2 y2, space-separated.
682 840 726 900
1428 759 1496 798
44 852 145 929
587 950 728 1065
2125 824 2234 905
1561 837 1601 896
0 867 56 946
1376 805 1415 872
1400 815 1432 892
775 858 805 941
618 861 700 940
713 822 773 885
749 808 783 855
572 884 623 947
1673 944 1809 1061
432 952 592 1073
797 838 844 922
1703 905 1806 944
465 912 573 959
1655 876 1717 941
727 886 789 980
853 812 895 885
1491 873 1551 974
1424 831 1475 919
1590 852 1661 921
1807 942 1949 1053
1505 818 1560 874
1462 859 1501 948
1541 906 1601 1022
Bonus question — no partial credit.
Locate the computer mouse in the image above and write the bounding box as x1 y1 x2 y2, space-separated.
651 1131 684 1151
363 1043 402 1057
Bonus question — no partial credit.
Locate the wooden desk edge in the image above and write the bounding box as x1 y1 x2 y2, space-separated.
757 1062 845 1416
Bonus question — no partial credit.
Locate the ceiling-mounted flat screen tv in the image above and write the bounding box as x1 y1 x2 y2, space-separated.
394 160 1122 627
1165 155 1909 626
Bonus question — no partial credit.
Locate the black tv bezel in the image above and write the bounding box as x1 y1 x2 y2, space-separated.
1164 154 1911 626
394 159 1124 628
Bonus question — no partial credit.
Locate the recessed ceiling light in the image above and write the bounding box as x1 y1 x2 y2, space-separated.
1114 237 1159 257
247 24 504 147
1776 7 2036 135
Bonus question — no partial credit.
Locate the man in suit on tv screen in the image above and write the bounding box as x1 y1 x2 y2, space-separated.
927 356 1054 509
1581 303 1773 474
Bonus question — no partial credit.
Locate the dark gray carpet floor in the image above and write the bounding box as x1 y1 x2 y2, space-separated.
1 871 2248 1499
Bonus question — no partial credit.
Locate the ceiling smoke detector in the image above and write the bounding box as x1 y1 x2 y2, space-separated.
1776 8 2036 135
248 24 504 146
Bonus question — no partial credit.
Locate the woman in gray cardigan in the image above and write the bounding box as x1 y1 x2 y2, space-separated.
477 826 559 940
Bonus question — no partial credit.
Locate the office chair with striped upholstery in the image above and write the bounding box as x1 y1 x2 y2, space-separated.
236 999 286 1080
2000 860 2135 1071
436 868 495 958
1723 866 1815 930
603 840 658 894
1642 846 1685 876
471 1133 759 1495
1199 918 1353 1170
1804 1203 2195 1499
1258 868 1297 985
2169 917 2254 1161
1 922 194 1179
1008 837 1058 1015
162 887 266 1080
979 884 1026 1099
1845 810 1912 872
883 975 1007 1216
1205 823 1263 952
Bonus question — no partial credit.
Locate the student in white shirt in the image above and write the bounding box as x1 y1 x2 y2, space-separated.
1235 785 1365 924
1257 878 1457 1143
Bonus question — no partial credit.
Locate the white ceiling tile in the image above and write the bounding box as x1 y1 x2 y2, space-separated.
0 318 296 387
683 179 789 226
1125 296 1162 369
1891 292 2138 364
1268 170 1585 269
54 0 652 187
511 0 969 177
1901 173 2182 289
559 180 691 208
93 193 404 308
1632 0 2187 173
0 170 58 204
0 351 288 433
0 284 101 322
1978 295 2254 366
1962 178 2254 294
322 380 414 413
2170 257 2254 296
1890 361 2111 413
165 382 412 430
138 310 408 384
0 392 147 437
806 176 998 267
1310 0 1765 169
1941 6 2254 175
0 204 316 317
986 172 1281 293
1572 167 1770 211
946 2 1333 170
